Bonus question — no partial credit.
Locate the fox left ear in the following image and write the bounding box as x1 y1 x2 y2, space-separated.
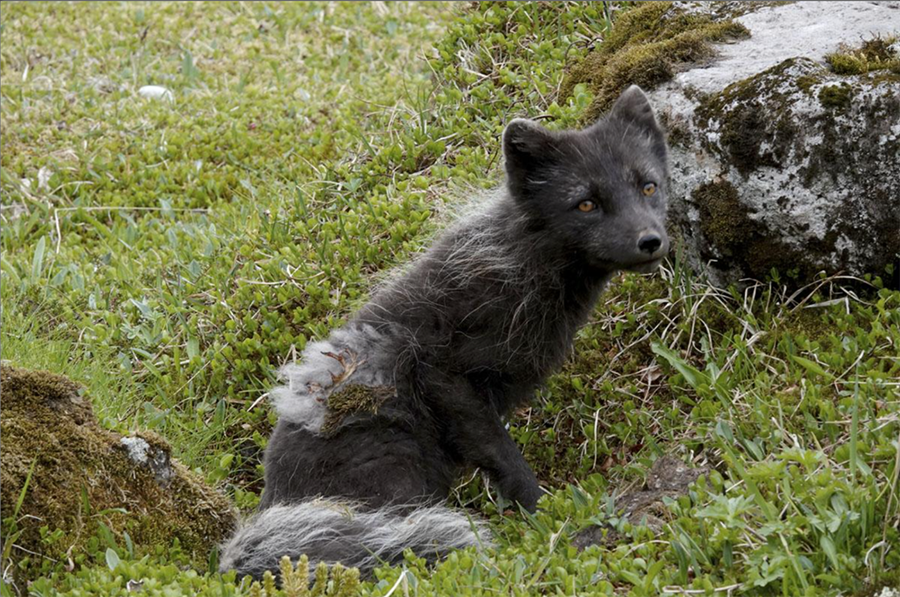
607 85 667 162
608 85 664 138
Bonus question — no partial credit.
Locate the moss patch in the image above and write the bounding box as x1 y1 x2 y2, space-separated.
321 384 396 437
693 180 815 280
826 35 900 75
818 82 854 111
0 366 236 583
796 73 823 95
561 2 749 122
695 58 811 175
695 180 750 258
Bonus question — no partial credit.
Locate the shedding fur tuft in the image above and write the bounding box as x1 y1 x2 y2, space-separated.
219 499 491 579
272 324 398 431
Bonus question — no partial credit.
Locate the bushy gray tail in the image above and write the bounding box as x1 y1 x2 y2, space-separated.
219 498 491 579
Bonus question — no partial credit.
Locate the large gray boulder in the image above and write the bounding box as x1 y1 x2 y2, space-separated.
568 1 900 287
650 1 900 286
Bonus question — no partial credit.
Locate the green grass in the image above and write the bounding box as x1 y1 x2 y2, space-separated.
2 2 899 596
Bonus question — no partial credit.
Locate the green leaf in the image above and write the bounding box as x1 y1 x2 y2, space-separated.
80 484 91 517
50 265 69 286
31 236 46 282
651 342 708 389
0 256 22 286
619 569 642 586
123 531 134 559
569 485 590 510
105 547 120 571
13 458 37 520
208 545 219 575
182 49 199 80
97 522 118 550
218 453 234 470
130 299 155 318
790 355 833 380
820 535 839 569
213 398 226 427
715 420 734 443
671 540 689 584
644 559 666 589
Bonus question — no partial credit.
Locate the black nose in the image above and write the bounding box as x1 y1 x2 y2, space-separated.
638 234 662 255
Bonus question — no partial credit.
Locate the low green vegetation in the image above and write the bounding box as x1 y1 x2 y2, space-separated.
23 553 358 597
2 2 898 596
560 1 749 122
826 36 900 76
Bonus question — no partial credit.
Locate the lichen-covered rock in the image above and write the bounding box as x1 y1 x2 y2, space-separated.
0 366 236 583
566 1 900 287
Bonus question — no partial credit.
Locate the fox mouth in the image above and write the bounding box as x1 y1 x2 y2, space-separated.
624 257 665 274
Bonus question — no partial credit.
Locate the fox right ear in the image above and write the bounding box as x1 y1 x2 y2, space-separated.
503 119 554 163
503 119 556 193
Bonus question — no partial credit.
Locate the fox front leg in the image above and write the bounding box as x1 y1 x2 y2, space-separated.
426 370 544 511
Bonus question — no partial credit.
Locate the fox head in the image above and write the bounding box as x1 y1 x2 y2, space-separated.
503 85 669 274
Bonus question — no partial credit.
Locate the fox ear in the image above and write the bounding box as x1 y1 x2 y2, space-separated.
607 85 666 160
608 85 663 136
503 118 554 164
503 119 556 195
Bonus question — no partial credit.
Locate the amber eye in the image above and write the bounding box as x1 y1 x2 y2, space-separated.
642 182 657 197
578 200 596 213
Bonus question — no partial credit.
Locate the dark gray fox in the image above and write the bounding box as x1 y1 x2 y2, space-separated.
220 85 669 579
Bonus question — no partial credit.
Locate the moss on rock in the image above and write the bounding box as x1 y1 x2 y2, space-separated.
694 180 750 257
683 54 900 284
0 366 236 583
561 2 749 122
818 83 854 111
695 58 809 175
693 180 805 279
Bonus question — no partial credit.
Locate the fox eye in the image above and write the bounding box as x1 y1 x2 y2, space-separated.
642 182 657 197
577 200 596 213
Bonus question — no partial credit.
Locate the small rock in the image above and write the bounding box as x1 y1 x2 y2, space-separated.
138 85 173 101
572 456 709 551
120 436 174 486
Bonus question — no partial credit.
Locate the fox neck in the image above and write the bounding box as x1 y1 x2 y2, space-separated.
497 208 614 370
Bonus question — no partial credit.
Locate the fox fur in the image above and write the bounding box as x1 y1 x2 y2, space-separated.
220 85 670 579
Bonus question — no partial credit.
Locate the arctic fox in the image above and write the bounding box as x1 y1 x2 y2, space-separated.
220 85 669 579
